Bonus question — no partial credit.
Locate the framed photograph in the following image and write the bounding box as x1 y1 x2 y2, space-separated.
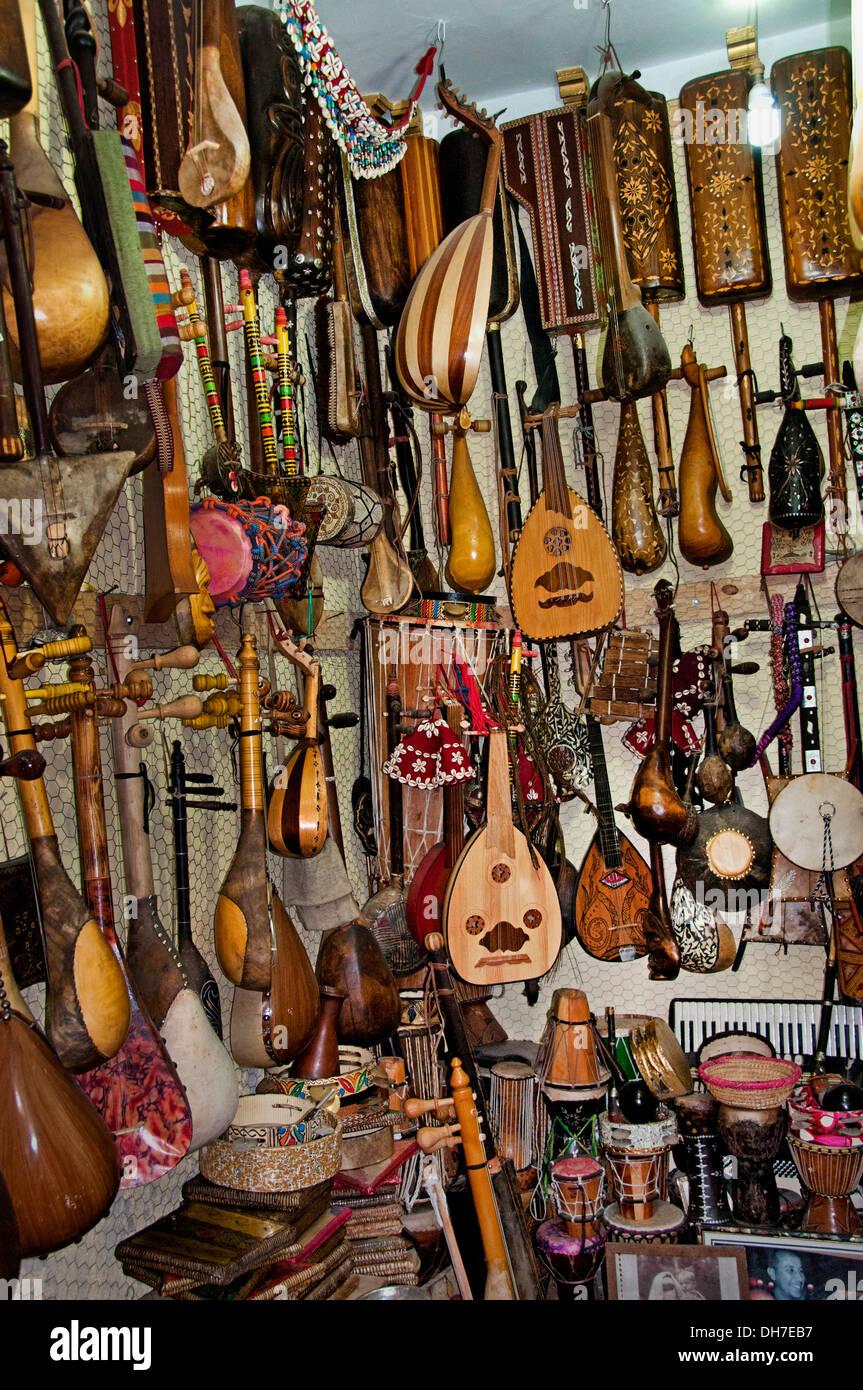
604 1243 750 1302
702 1229 863 1302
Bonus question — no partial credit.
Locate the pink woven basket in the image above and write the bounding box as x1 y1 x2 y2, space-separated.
698 1052 802 1109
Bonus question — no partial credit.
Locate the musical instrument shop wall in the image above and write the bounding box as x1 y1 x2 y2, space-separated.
0 0 860 1303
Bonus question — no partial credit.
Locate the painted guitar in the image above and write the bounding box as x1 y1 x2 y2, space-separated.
443 726 562 985
574 716 651 962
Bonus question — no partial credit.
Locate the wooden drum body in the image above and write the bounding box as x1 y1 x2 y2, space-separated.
787 1133 863 1237
599 1108 685 1242
488 1060 540 1174
717 1102 786 1227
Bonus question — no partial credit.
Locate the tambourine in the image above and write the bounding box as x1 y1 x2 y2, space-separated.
190 496 307 606
769 774 863 872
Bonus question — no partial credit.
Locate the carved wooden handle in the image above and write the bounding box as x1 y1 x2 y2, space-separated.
138 696 204 723
133 645 200 672
404 1096 457 1120
417 1123 461 1153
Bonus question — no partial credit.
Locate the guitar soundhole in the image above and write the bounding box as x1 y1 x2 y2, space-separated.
491 863 511 884
523 908 542 930
466 914 485 935
544 527 571 557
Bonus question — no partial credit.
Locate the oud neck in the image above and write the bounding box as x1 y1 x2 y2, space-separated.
586 715 621 868
539 411 571 515
238 634 265 814
13 0 39 125
485 727 516 856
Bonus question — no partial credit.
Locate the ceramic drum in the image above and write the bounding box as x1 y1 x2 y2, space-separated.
599 1107 685 1242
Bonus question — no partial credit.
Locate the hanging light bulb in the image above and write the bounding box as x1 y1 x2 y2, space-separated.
747 77 781 147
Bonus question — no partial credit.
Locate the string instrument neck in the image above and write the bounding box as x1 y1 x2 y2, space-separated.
238 634 265 815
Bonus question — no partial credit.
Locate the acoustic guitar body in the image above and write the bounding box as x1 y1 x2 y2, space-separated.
510 485 624 640
574 830 651 962
444 824 562 986
0 1013 120 1257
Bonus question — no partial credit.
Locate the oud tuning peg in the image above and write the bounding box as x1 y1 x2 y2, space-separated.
170 285 195 309
193 673 232 692
132 645 200 673
471 419 491 434
137 696 204 724
403 1096 457 1120
9 633 91 679
25 682 88 702
416 1123 462 1153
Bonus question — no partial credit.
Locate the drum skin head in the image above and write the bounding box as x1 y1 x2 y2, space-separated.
770 774 863 871
190 507 253 606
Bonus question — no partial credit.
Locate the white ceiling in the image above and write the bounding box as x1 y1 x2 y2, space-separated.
278 0 851 126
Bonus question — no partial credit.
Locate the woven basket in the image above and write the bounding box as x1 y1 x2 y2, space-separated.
698 1053 801 1109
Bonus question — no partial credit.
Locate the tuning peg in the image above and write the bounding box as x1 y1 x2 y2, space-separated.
25 682 88 702
416 1123 461 1153
9 633 91 679
170 284 195 309
193 673 232 692
404 1096 457 1120
0 748 45 780
137 696 204 724
728 662 759 676
132 645 200 673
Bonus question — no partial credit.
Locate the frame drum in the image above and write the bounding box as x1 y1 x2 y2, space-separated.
769 774 863 871
697 1032 775 1068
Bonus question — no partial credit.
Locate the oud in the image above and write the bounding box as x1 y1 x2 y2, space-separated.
214 635 319 1066
0 613 130 1071
510 407 623 641
443 726 562 986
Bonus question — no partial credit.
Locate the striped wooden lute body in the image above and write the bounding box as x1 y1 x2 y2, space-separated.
267 655 328 858
395 79 500 413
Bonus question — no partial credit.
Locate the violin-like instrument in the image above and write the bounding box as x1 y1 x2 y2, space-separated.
584 72 671 402
177 0 250 213
0 613 130 1071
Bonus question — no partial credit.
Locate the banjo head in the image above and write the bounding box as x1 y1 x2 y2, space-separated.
769 774 863 871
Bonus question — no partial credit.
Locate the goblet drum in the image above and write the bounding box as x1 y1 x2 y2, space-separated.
534 1219 606 1300
786 1133 863 1237
671 1091 732 1228
717 1103 786 1226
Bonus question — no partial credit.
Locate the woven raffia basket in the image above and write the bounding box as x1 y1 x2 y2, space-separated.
698 1053 801 1110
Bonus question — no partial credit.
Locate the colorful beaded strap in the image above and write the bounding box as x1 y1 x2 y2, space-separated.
278 0 436 178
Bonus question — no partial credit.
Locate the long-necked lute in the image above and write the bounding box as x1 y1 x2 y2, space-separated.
216 634 319 1066
267 643 328 858
1 0 109 383
64 636 193 1183
107 607 238 1147
0 612 130 1071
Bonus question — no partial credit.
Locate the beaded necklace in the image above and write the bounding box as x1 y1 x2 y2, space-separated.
278 1 436 179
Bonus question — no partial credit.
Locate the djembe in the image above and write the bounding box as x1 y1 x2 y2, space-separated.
671 1092 732 1229
699 1054 801 1227
488 1061 545 1183
599 1108 685 1244
536 989 609 1159
535 1157 607 1300
786 1133 863 1236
